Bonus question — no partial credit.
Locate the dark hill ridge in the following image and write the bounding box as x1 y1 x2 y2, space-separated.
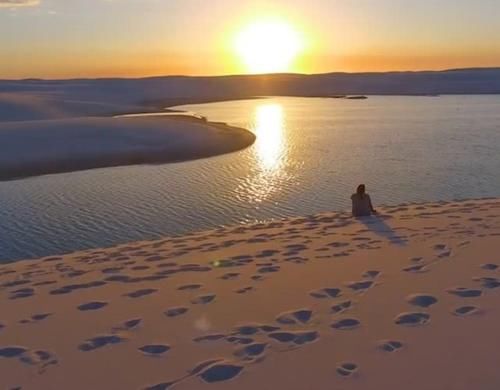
0 68 499 121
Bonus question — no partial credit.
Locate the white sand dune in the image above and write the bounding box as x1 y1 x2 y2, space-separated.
0 92 149 122
0 115 255 181
1 198 499 389
0 87 256 181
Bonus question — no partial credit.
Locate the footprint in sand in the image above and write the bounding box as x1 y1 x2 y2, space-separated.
453 306 481 317
433 244 452 258
124 288 158 298
333 251 351 258
232 324 280 337
177 284 202 291
226 336 254 345
481 263 498 271
33 280 57 286
3 280 31 288
193 334 226 343
331 318 360 330
362 270 381 279
328 242 350 248
9 288 35 300
165 307 189 318
235 286 254 294
310 288 342 299
0 346 27 358
145 255 167 263
331 301 352 314
447 287 482 298
403 264 428 273
50 281 107 295
78 335 126 352
189 359 225 376
406 294 438 308
346 280 374 292
191 294 216 305
77 301 108 311
19 313 52 324
131 265 150 271
378 340 404 352
139 344 171 356
234 342 268 361
112 318 142 332
473 276 500 289
18 350 58 372
220 272 240 280
337 362 358 377
199 362 244 383
285 256 308 264
258 266 280 274
101 267 125 274
276 309 313 325
268 330 319 345
256 249 280 259
394 312 430 326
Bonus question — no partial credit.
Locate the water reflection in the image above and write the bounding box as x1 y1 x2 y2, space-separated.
236 103 289 205
254 104 285 171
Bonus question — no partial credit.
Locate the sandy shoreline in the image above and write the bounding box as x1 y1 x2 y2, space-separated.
1 198 500 389
0 115 255 181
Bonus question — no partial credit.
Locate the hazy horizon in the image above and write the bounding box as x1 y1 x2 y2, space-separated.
0 66 499 83
2 0 500 79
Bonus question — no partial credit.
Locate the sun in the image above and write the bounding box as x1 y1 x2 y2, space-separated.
234 20 304 74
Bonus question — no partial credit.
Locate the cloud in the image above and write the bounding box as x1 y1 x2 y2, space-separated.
0 0 40 7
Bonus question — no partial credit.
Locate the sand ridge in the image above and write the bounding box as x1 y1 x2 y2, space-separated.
1 198 500 389
0 115 256 181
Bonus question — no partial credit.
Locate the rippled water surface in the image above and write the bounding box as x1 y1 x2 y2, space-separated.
2 96 500 262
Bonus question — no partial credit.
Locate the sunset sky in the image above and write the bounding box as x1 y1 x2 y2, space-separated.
1 0 500 79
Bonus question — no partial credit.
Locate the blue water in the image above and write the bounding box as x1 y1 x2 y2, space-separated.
1 95 500 262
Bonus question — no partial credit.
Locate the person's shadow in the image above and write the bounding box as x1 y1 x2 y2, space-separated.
357 214 407 246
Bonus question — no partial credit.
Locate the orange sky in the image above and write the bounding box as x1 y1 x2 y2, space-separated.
1 0 500 78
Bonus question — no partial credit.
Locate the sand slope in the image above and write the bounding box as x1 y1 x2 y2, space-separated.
0 115 255 181
1 199 500 389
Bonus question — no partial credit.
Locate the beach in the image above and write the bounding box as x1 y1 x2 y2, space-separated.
0 89 259 181
1 198 499 389
0 115 255 181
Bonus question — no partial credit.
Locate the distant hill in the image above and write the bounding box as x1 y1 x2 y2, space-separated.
0 68 499 121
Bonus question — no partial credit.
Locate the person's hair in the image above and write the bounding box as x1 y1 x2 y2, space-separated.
356 184 366 197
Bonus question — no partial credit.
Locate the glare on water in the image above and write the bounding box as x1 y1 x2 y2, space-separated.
254 103 286 172
236 103 289 204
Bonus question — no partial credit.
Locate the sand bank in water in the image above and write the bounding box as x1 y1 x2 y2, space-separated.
1 198 500 389
0 115 255 181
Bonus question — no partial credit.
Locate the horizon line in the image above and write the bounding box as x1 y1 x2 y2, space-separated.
2 66 500 82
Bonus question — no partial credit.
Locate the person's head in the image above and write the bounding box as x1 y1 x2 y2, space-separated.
356 184 366 196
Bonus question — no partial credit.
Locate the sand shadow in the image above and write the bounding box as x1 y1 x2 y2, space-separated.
357 215 407 246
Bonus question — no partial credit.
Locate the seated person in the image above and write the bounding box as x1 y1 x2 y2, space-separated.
351 184 377 217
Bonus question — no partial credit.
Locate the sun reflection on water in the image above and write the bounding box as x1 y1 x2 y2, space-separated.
254 104 285 171
236 103 289 205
